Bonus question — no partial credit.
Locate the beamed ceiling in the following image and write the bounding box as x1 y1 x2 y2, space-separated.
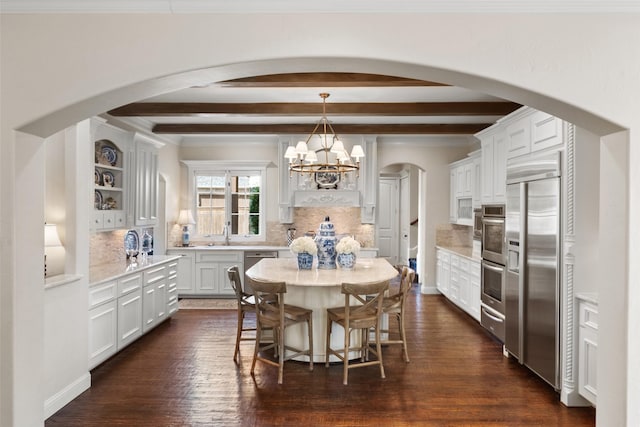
106 72 522 140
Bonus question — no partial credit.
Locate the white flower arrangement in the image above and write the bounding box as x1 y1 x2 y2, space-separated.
336 236 361 254
290 236 318 255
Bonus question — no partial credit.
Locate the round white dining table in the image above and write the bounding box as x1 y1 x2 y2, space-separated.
245 257 399 362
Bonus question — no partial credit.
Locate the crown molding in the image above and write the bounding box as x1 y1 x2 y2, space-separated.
2 0 640 14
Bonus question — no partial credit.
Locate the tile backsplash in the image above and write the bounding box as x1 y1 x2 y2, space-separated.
435 223 473 248
169 207 375 248
90 228 154 267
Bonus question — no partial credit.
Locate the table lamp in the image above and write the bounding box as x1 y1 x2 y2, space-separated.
178 209 196 247
44 223 63 277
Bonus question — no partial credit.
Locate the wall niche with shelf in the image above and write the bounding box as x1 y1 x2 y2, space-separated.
91 120 132 231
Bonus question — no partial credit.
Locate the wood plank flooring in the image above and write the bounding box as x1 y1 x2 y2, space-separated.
46 285 595 426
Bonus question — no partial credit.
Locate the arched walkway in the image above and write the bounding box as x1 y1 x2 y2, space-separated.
2 16 636 424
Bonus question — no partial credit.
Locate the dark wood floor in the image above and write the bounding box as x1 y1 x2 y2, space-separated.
46 285 595 426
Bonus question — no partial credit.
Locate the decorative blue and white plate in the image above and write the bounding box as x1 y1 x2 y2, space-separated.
101 146 117 166
94 190 103 209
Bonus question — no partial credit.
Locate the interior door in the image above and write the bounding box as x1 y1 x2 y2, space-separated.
377 177 399 264
399 174 410 265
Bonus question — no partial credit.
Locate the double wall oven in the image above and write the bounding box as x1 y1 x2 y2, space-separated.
480 204 507 342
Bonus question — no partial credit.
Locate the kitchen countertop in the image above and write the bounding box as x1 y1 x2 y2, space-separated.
166 245 380 252
436 245 482 261
167 245 289 251
89 255 181 285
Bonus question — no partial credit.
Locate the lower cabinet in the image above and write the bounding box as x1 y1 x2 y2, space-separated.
88 257 179 369
166 250 195 294
167 259 179 315
435 247 480 322
578 296 598 406
88 298 118 368
118 287 143 349
142 264 168 333
193 251 243 296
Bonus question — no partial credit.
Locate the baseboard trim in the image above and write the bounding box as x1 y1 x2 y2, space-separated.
420 283 439 294
44 372 91 419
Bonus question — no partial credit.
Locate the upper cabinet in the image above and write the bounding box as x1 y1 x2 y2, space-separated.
505 107 564 160
132 134 160 227
91 119 133 231
90 118 161 231
449 150 480 225
477 107 564 205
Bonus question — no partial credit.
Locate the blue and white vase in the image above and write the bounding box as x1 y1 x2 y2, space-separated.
337 252 356 269
315 216 337 269
297 252 314 270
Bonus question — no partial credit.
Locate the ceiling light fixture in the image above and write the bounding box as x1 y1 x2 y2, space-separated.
284 93 364 179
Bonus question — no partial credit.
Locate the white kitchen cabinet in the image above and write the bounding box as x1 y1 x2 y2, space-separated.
449 168 457 223
506 114 531 159
194 250 243 296
166 259 179 316
117 287 142 350
471 151 482 209
530 110 564 153
142 264 168 333
449 156 475 225
436 249 450 297
132 135 159 227
479 129 507 205
88 279 119 369
435 247 481 322
88 257 179 368
166 250 195 295
501 107 564 160
91 118 132 232
449 254 460 304
578 296 598 406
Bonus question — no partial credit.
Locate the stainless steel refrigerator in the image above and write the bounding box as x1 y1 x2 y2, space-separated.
505 152 561 389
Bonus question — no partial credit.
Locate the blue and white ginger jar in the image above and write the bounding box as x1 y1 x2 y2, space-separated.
315 216 337 269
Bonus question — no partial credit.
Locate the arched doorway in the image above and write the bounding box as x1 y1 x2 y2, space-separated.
3 51 631 426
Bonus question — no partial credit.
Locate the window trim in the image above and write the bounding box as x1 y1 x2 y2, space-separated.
182 160 269 243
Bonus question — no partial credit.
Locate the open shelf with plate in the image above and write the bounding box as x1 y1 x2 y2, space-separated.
91 120 131 231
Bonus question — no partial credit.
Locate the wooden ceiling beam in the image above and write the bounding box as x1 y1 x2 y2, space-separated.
152 123 491 135
109 102 521 117
215 72 449 87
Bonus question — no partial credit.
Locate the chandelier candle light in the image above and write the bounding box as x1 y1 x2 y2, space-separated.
284 93 365 180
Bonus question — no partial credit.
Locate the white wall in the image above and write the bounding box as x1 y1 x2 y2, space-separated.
573 127 600 295
1 12 639 427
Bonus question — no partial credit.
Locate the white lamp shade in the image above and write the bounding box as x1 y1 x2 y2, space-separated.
350 144 365 159
44 224 62 247
295 140 308 155
330 139 345 153
177 209 196 225
284 146 297 159
304 150 318 163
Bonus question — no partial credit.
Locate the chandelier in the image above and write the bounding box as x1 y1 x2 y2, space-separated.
284 93 364 179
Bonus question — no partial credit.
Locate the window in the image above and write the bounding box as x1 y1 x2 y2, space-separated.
183 161 268 243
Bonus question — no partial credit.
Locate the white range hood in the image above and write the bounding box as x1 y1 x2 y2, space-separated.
293 190 360 207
